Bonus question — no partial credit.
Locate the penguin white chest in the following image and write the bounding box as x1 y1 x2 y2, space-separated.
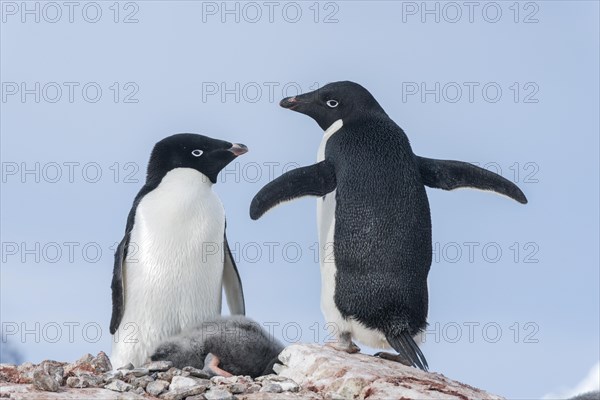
316 120 391 350
316 120 347 333
111 168 225 367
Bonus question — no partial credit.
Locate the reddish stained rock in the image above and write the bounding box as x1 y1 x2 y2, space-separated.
37 361 65 387
0 364 20 383
15 363 36 384
63 352 112 378
277 344 504 400
91 352 112 374
65 373 104 389
32 370 59 392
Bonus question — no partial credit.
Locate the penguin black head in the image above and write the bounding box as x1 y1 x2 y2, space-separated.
279 81 387 130
147 133 248 184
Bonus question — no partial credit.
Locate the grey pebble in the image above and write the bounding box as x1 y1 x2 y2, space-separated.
146 379 170 396
245 384 262 393
105 378 133 392
157 372 173 382
210 376 238 385
66 374 104 388
158 367 190 382
271 363 283 375
125 368 150 378
133 386 146 395
32 370 59 392
260 383 283 393
91 351 113 373
204 388 234 400
257 375 299 392
38 361 64 386
191 377 211 387
170 376 205 391
183 366 211 379
256 374 287 382
130 375 154 389
159 385 206 400
102 370 124 382
145 360 174 372
16 362 35 383
272 380 299 392
228 383 247 394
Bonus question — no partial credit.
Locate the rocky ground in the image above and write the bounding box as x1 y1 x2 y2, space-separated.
0 344 503 400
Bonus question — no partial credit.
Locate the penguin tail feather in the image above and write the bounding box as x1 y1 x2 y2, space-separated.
387 332 429 371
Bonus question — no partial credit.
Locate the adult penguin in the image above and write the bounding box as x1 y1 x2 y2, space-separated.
110 133 248 368
250 81 527 370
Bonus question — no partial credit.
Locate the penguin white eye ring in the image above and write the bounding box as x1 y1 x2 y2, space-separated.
326 99 339 108
191 149 203 157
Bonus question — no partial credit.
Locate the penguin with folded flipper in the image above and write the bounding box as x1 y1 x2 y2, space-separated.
151 316 284 378
250 81 527 371
110 133 248 368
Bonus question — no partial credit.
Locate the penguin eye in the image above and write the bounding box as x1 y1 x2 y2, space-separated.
191 149 203 157
326 99 339 108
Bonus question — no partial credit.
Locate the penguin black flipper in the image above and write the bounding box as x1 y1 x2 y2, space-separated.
386 332 429 371
250 160 336 220
109 235 127 335
222 229 245 315
109 185 154 335
417 156 528 204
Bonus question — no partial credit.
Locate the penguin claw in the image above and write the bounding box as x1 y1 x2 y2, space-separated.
326 341 361 354
374 351 412 367
202 353 233 377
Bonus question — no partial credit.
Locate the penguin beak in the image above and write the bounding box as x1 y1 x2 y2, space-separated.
228 143 248 156
280 96 302 110
281 93 316 112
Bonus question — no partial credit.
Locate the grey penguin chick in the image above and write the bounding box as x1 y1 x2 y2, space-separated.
250 81 528 371
150 316 285 378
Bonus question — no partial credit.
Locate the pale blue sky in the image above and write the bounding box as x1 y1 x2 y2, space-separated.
1 1 599 398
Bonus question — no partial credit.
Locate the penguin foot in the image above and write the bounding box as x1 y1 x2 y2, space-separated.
326 331 361 354
202 353 233 377
325 340 360 354
374 351 412 367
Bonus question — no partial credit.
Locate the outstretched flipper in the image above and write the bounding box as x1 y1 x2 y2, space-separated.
379 332 429 371
417 156 528 204
222 231 245 315
250 160 336 220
